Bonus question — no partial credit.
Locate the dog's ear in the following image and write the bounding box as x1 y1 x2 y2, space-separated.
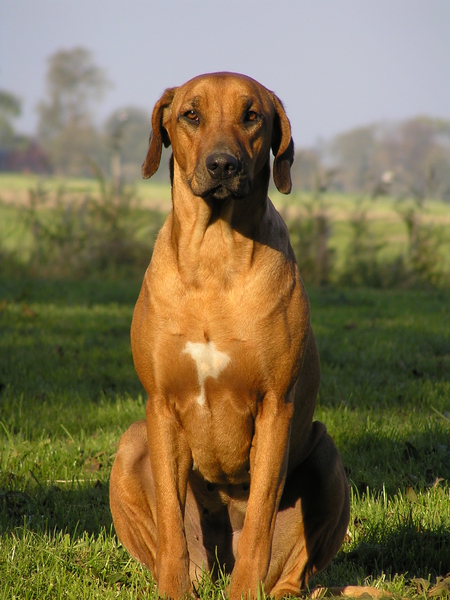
142 87 176 179
271 94 295 194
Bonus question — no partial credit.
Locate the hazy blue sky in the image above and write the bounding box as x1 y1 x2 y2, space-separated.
1 0 449 147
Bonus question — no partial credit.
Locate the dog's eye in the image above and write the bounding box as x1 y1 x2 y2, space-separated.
184 110 199 124
245 110 259 123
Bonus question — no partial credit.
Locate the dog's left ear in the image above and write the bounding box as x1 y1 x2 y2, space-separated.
271 94 295 194
142 87 176 179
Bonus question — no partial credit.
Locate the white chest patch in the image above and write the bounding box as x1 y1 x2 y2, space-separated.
183 341 231 406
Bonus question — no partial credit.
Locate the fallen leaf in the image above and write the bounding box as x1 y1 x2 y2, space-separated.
411 577 430 594
84 457 102 472
343 529 352 543
105 572 128 585
428 576 450 597
22 304 37 317
406 485 419 503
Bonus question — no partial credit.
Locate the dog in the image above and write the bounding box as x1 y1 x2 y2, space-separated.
110 72 350 599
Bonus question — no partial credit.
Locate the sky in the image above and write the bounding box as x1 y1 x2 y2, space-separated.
1 0 450 148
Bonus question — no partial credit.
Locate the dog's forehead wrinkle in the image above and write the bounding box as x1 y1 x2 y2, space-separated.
176 77 267 114
241 95 261 110
183 95 201 110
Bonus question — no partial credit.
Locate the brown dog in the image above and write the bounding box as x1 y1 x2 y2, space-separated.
109 72 350 599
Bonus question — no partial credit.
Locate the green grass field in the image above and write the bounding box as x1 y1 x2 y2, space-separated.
0 173 450 598
0 280 449 599
0 173 172 209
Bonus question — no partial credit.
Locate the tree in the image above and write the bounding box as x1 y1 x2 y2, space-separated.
37 48 111 175
331 126 377 192
290 149 321 192
373 117 450 200
104 107 152 181
326 118 450 199
0 90 21 149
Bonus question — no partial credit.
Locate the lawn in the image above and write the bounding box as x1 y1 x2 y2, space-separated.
0 278 449 599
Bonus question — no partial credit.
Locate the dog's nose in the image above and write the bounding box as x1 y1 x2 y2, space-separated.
206 152 239 179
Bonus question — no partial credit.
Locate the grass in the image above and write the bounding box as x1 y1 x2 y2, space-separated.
0 172 172 209
0 278 449 599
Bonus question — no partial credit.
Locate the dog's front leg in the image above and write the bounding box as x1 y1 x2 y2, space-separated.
229 393 294 600
146 396 192 599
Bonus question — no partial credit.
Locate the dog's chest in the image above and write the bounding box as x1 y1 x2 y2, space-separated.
158 334 260 483
136 254 306 483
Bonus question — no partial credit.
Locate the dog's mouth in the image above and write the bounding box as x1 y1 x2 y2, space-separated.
208 185 233 201
202 181 250 201
193 173 252 202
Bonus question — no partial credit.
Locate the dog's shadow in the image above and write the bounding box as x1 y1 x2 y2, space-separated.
3 473 448 585
0 479 112 538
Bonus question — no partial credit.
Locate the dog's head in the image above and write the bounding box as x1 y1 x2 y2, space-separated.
142 72 294 199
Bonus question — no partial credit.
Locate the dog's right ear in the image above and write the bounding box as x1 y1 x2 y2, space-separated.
142 87 176 179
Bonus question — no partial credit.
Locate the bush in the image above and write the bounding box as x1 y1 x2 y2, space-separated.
285 196 335 286
284 193 449 290
5 177 164 281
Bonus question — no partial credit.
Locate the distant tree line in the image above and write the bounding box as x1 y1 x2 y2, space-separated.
0 48 162 183
295 119 450 201
1 47 450 200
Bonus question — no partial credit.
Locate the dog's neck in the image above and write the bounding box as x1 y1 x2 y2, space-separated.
167 166 269 286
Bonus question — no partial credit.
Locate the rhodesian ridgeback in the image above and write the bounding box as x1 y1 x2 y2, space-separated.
110 73 350 599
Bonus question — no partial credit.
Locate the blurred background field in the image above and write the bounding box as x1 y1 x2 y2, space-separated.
1 172 449 290
1 43 450 289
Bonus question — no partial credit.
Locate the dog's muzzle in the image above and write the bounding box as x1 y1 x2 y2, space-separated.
193 151 250 200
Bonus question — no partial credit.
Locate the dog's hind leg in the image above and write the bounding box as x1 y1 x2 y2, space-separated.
266 424 350 598
110 421 158 573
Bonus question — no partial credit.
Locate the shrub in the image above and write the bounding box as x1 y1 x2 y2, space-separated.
285 196 335 286
18 177 164 280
